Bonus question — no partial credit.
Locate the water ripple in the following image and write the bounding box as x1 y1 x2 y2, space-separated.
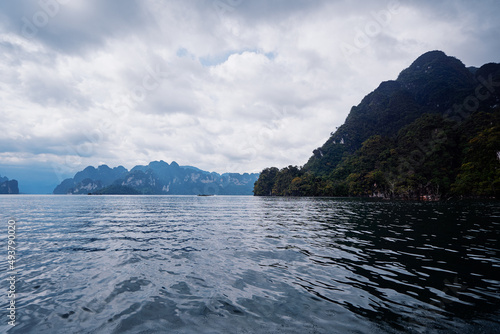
0 195 499 333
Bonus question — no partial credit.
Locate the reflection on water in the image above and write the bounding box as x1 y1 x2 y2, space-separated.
1 196 499 333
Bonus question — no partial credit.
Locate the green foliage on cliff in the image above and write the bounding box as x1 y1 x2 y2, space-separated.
452 125 500 197
254 51 500 199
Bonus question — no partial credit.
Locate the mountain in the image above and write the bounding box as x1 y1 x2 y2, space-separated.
53 165 128 194
254 51 500 199
53 161 259 195
0 175 19 194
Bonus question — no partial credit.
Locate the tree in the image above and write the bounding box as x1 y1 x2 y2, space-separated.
253 167 279 196
452 126 500 198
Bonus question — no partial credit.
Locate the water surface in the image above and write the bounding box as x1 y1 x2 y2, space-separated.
1 195 499 333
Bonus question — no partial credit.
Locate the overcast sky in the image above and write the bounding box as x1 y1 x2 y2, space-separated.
1 0 499 193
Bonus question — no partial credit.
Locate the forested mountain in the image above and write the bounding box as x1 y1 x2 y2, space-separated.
0 175 19 194
54 161 259 195
254 51 500 199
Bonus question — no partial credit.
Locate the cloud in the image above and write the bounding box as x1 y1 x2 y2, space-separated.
0 0 499 193
0 0 152 54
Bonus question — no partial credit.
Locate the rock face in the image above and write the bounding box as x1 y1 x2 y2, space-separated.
0 176 19 194
53 161 259 195
53 165 128 194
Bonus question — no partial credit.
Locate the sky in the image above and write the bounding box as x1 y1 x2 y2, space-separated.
0 0 499 193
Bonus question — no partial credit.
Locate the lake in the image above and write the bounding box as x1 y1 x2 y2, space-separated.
1 195 499 333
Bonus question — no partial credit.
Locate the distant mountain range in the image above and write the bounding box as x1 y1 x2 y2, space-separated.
0 175 19 194
53 161 259 195
254 50 500 199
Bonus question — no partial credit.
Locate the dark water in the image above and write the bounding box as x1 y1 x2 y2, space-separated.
1 195 499 333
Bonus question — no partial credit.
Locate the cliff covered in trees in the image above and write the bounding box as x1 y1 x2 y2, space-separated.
254 51 500 199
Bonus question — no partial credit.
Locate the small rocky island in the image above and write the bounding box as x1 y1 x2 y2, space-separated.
0 175 19 194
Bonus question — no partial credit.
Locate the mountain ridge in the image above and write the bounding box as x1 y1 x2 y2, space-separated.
54 161 259 195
